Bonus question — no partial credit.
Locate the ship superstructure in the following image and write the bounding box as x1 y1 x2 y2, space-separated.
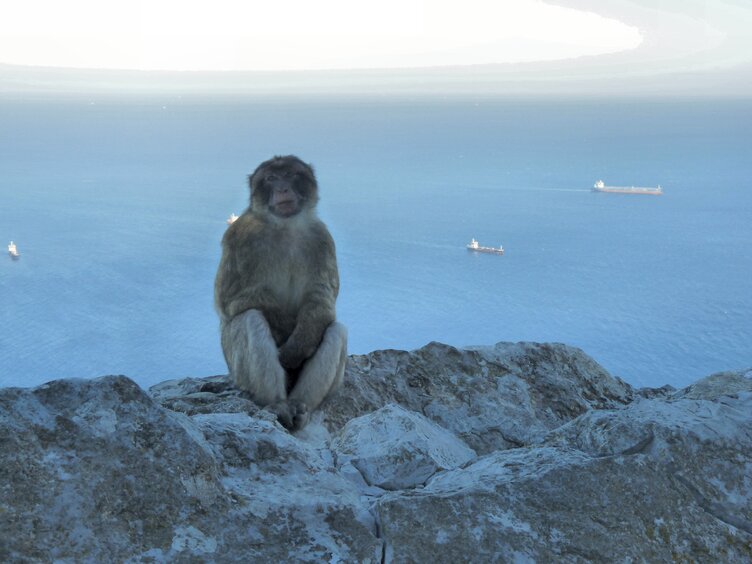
8 241 20 259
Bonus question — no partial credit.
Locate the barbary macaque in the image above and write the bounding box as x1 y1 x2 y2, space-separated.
214 155 347 430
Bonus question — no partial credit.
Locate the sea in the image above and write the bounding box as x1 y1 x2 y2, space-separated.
1 94 750 390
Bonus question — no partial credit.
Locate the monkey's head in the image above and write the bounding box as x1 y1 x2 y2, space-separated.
249 155 319 219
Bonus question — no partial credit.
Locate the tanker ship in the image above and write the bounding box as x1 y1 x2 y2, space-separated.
467 238 504 255
593 180 662 195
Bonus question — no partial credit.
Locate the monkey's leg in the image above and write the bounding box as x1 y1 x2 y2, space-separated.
287 322 348 427
221 309 287 406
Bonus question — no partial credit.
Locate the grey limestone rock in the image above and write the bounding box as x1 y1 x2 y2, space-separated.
331 403 476 490
322 341 635 454
1 342 750 562
0 375 380 562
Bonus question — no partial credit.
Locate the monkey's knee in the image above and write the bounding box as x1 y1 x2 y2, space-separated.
325 322 348 392
221 309 270 354
220 309 269 374
221 309 286 405
287 322 347 415
327 321 348 344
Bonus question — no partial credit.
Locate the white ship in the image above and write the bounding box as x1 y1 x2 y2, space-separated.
593 180 662 195
8 241 20 259
467 238 504 255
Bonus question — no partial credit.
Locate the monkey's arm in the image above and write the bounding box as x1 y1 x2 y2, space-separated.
215 235 291 340
278 230 339 370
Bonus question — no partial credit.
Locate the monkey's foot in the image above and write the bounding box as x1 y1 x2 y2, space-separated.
288 400 309 432
268 400 309 432
268 401 294 430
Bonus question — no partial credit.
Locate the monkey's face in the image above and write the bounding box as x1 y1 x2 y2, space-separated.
249 155 319 218
266 171 304 218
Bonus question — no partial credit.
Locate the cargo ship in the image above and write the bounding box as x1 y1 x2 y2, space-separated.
467 238 504 255
593 180 662 195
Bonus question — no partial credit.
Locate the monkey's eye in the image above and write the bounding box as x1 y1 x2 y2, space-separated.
265 174 278 182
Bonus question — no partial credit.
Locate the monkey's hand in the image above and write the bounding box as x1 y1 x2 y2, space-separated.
277 299 333 371
278 341 307 371
262 307 296 346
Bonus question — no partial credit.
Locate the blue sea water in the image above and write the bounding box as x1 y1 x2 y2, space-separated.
1 95 750 390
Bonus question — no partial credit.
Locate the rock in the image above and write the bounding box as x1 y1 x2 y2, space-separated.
377 445 750 562
149 374 261 416
378 387 752 561
1 342 750 562
671 368 752 400
322 341 635 454
187 411 381 562
636 383 676 399
0 375 381 562
0 376 224 562
331 403 476 490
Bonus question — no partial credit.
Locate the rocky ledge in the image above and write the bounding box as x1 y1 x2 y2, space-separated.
1 342 751 562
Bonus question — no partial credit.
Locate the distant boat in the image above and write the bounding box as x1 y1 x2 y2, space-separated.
593 180 662 195
8 241 20 259
467 238 504 255
227 213 239 225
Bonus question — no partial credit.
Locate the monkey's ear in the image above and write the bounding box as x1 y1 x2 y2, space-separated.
247 174 255 209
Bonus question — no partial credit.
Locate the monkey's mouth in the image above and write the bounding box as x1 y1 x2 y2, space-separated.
274 199 298 216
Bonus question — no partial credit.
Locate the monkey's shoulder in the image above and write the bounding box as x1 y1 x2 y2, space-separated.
222 213 267 246
275 216 334 249
305 218 335 243
295 219 336 259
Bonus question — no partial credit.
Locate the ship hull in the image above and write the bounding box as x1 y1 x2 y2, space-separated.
593 186 662 195
467 246 504 255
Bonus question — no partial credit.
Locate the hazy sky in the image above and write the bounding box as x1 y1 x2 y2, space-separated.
0 0 643 71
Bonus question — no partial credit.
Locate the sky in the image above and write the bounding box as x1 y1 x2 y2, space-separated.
0 0 643 71
1 0 750 96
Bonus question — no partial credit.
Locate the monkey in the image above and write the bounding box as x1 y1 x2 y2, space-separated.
214 155 347 431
